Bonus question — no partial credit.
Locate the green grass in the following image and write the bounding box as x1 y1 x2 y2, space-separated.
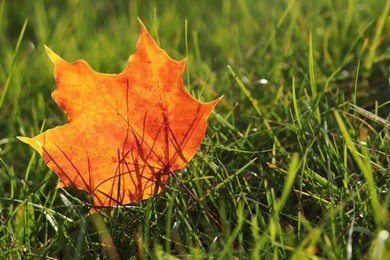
1 0 389 259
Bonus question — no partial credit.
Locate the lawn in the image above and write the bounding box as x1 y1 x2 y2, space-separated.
0 0 389 259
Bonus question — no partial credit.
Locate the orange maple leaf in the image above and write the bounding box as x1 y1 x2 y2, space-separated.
18 21 221 210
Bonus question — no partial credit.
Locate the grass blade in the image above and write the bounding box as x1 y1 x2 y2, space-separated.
0 19 27 109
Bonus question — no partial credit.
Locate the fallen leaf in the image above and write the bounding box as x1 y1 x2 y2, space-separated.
18 21 221 210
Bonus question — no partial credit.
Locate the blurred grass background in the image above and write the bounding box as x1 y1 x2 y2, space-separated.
0 0 389 259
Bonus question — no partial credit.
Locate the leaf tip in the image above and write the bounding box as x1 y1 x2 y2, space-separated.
44 45 65 65
16 136 31 144
17 136 44 155
212 95 224 107
137 17 145 27
136 18 151 38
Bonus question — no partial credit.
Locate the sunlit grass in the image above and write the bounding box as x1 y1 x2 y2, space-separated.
1 0 389 259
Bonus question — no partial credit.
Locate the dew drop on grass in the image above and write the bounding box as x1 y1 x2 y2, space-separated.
256 79 269 85
378 230 389 241
172 221 180 232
